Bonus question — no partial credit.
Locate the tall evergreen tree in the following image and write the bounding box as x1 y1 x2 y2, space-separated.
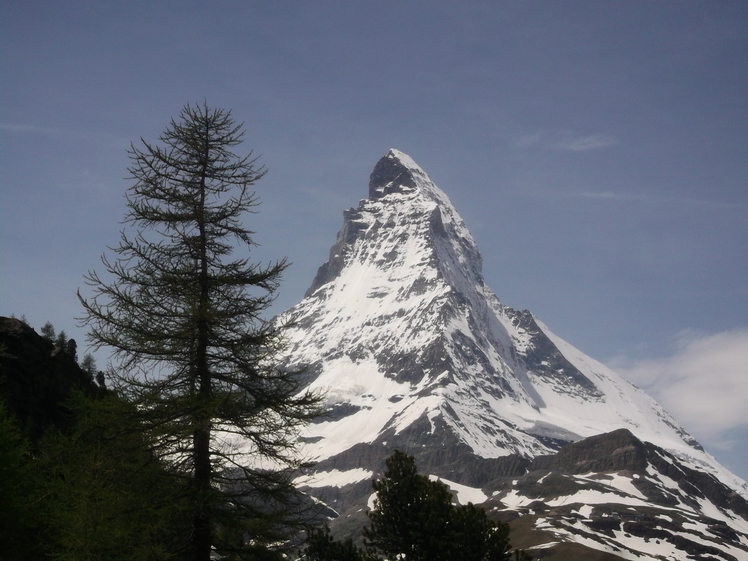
54 330 68 350
79 102 321 560
364 451 452 561
65 338 78 361
364 451 527 561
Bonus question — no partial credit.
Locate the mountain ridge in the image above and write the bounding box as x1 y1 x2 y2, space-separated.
280 150 729 471
275 148 748 559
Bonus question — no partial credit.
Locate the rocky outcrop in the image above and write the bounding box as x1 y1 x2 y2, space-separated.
530 428 649 473
368 150 417 199
303 427 748 559
0 316 97 441
506 308 602 398
281 150 748 559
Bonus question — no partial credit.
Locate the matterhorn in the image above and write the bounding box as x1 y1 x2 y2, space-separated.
279 150 748 560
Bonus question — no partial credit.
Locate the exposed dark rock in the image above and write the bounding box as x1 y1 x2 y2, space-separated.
670 534 733 560
643 441 748 520
621 520 670 541
709 521 740 542
514 472 587 500
585 517 621 536
376 338 448 384
368 151 416 199
308 423 748 559
305 208 369 297
312 402 365 423
311 415 530 491
531 428 649 473
505 308 601 398
0 316 98 442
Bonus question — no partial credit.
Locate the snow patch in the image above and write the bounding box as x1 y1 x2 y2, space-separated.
297 468 374 488
429 475 489 505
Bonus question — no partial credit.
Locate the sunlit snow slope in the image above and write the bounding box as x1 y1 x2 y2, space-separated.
278 149 746 497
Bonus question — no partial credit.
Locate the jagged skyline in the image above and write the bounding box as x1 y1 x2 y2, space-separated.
2 2 746 479
280 150 731 475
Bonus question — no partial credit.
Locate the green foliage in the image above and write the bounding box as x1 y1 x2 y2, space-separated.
0 359 191 561
78 102 322 560
451 503 511 561
54 329 68 350
80 353 96 378
364 451 451 560
0 399 43 560
302 525 377 561
64 338 78 361
363 451 530 561
36 391 191 561
40 321 55 342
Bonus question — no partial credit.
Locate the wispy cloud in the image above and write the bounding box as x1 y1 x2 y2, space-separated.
556 133 617 152
574 191 645 200
516 130 549 149
2 123 70 135
516 129 617 152
571 190 742 210
0 122 125 144
610 329 748 448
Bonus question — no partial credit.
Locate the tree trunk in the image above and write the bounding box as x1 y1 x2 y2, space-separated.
193 161 212 561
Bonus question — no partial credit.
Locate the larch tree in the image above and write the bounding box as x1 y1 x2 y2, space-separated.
79 103 321 560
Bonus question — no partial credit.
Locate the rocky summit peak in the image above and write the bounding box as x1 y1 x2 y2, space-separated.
276 151 748 558
368 149 428 199
282 148 747 506
304 149 467 298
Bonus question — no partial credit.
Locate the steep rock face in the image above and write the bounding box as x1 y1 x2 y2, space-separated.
298 429 748 560
531 428 651 474
488 429 748 560
0 317 97 441
278 150 748 559
368 151 417 198
280 150 727 476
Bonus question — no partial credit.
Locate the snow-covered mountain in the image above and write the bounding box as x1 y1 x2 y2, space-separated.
277 150 748 559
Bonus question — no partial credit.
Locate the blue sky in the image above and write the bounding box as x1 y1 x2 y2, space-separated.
2 1 747 480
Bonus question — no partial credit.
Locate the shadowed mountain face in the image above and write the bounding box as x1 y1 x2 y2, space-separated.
277 150 748 559
484 429 748 559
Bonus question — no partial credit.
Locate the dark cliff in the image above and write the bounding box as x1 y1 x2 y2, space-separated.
0 316 98 441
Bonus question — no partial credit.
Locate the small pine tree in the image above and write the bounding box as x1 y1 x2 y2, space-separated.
80 353 97 378
64 338 78 361
54 330 67 350
41 322 56 342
